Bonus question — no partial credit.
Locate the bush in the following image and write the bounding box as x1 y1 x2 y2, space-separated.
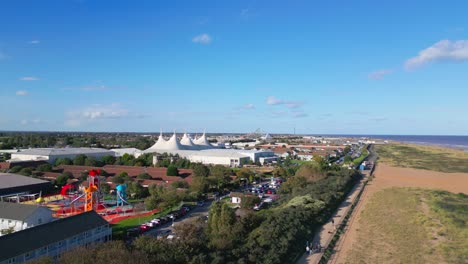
10 166 22 173
18 168 33 176
166 165 179 176
37 164 53 172
137 173 151 179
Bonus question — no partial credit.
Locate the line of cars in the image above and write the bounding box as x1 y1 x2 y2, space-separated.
126 206 191 237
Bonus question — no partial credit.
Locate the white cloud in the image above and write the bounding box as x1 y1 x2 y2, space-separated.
21 119 41 125
405 40 468 70
80 85 108 91
65 103 145 127
266 96 304 108
20 76 40 81
30 40 40 44
243 103 255 110
368 69 392 80
16 90 29 96
292 111 308 118
192 33 212 44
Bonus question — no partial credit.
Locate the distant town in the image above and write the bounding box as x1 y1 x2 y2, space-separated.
0 131 376 263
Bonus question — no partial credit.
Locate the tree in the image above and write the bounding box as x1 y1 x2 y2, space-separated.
112 175 124 184
240 195 261 209
207 202 238 250
37 164 53 172
166 165 179 176
18 167 33 176
295 163 325 182
102 155 116 165
190 176 209 194
84 156 98 166
235 168 253 181
56 172 73 186
137 173 151 179
344 155 353 163
55 158 72 166
73 154 87 165
9 166 22 173
192 163 210 177
127 182 148 199
100 182 111 194
171 180 189 189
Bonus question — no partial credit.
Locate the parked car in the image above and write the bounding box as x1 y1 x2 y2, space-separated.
139 224 150 232
197 201 205 207
159 216 169 224
126 227 140 237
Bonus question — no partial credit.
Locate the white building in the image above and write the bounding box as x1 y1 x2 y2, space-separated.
110 148 143 158
0 202 54 235
143 132 277 167
9 148 114 164
0 211 111 264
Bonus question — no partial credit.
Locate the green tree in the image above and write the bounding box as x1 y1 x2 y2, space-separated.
18 167 33 176
137 173 151 179
192 163 210 177
55 158 73 166
100 182 111 194
102 155 116 165
73 154 87 165
9 166 22 173
166 165 179 176
37 164 53 172
240 195 261 209
84 156 98 166
171 180 189 189
295 163 325 182
127 182 148 199
56 172 73 186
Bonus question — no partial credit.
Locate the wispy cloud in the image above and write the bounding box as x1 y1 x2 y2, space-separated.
369 117 388 122
16 90 29 96
19 76 40 81
21 119 42 125
65 103 145 127
29 40 40 44
80 85 108 91
266 96 304 108
405 40 468 70
292 111 308 118
368 69 392 80
243 103 255 110
0 52 7 60
192 33 212 44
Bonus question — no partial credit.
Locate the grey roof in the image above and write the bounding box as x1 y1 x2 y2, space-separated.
0 202 45 221
0 211 108 261
13 148 113 156
0 173 49 189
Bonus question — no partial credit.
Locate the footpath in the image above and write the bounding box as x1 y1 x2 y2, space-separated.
296 170 371 264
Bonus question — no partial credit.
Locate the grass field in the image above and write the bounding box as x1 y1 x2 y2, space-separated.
346 188 468 264
375 143 468 173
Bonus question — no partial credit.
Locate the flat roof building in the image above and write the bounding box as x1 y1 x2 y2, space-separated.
9 148 114 164
0 173 51 198
0 211 111 264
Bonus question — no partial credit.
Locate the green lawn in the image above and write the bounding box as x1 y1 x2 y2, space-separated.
346 188 468 263
375 143 468 173
111 204 184 239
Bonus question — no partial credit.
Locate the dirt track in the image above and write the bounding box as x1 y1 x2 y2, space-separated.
331 163 468 263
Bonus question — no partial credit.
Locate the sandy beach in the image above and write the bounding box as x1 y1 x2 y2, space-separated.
331 162 468 263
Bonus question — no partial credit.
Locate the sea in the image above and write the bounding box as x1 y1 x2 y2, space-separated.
313 135 468 151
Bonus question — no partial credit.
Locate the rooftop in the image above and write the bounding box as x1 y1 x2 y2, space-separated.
0 211 108 261
0 173 49 190
13 148 113 156
0 202 48 221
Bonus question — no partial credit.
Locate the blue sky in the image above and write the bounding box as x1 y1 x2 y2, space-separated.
1 0 467 135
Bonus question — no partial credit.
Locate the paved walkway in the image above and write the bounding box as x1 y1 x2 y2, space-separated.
297 170 370 264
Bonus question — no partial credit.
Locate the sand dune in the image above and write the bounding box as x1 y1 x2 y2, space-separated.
331 163 468 263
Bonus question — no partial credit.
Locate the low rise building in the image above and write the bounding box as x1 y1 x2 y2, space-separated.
0 202 54 235
0 211 111 264
9 148 114 164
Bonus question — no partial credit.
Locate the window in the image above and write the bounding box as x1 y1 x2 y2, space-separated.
7 257 16 263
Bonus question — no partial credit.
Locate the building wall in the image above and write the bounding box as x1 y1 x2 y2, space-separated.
9 154 49 162
0 207 53 235
0 224 111 264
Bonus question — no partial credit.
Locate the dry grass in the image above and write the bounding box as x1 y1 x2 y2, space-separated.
375 144 468 173
345 188 467 264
